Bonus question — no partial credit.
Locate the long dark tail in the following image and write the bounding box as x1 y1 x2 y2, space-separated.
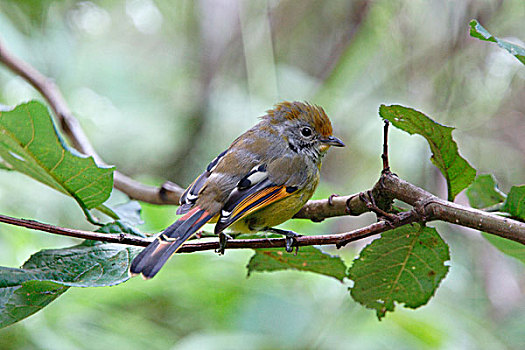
129 207 213 279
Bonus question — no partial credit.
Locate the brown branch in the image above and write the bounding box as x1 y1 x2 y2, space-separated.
0 211 419 252
379 172 525 245
0 214 149 246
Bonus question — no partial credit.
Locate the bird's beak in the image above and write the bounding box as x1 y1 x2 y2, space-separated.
320 136 345 147
319 136 345 152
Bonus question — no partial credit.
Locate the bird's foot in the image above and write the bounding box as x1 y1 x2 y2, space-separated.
216 232 232 255
266 228 302 253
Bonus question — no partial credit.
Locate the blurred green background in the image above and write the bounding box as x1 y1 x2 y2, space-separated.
0 0 524 349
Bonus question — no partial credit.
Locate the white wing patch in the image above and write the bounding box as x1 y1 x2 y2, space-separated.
238 164 268 189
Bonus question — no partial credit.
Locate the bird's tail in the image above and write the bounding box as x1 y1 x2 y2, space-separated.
129 207 213 279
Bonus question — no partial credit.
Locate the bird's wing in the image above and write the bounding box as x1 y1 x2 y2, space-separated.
177 149 228 215
178 135 305 233
213 161 300 233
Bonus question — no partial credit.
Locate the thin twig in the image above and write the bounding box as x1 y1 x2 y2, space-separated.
0 214 149 246
0 210 418 252
382 120 390 172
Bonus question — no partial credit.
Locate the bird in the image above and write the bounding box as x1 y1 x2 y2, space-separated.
129 101 344 279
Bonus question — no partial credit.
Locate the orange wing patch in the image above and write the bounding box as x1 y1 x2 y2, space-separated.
215 185 297 233
230 186 288 219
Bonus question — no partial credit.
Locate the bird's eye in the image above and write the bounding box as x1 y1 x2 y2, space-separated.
301 127 312 137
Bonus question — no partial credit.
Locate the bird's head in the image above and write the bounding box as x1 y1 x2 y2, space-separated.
264 101 345 162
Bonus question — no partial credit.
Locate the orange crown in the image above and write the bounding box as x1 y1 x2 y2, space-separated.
266 101 333 138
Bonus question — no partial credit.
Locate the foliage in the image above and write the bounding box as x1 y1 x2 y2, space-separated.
503 186 525 220
0 239 141 328
379 105 476 201
247 246 347 282
0 101 114 219
2 91 522 325
349 224 450 319
466 174 506 209
0 3 523 348
469 20 525 64
467 176 525 264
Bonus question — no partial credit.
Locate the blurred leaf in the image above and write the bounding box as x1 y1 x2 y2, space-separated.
503 185 525 220
348 224 450 320
247 246 348 281
0 0 55 34
0 101 114 210
112 200 144 226
0 162 12 171
469 20 525 65
0 241 141 328
482 233 525 265
466 174 506 209
467 179 523 264
379 105 476 201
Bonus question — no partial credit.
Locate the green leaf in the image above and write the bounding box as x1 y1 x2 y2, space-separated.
0 281 68 329
0 162 12 171
466 180 524 264
503 185 525 220
247 246 348 282
348 224 450 320
469 20 525 65
0 241 141 328
112 201 144 226
466 174 506 209
0 101 114 210
379 105 476 201
482 233 525 265
96 220 146 237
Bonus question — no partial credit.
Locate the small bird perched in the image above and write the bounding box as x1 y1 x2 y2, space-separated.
130 101 344 279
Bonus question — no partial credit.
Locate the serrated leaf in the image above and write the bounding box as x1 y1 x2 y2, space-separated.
503 185 525 220
0 101 114 209
247 246 348 281
0 241 141 328
379 105 476 201
466 174 506 209
348 224 450 320
469 20 525 65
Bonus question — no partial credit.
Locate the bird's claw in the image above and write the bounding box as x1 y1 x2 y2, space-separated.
285 236 295 253
216 232 232 255
266 228 301 253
